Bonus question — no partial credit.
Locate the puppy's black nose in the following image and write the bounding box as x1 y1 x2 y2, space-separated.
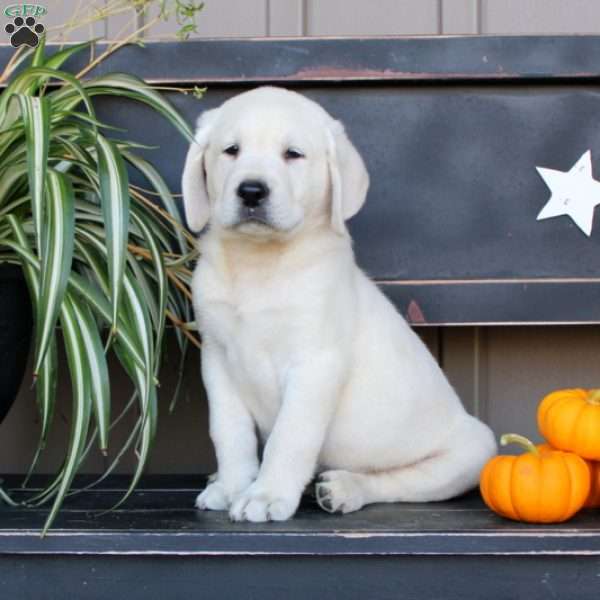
237 179 269 208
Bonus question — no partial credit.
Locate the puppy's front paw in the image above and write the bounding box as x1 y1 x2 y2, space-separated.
315 470 365 514
196 480 230 511
229 484 300 522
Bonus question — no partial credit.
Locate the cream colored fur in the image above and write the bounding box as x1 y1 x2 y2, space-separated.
181 86 497 522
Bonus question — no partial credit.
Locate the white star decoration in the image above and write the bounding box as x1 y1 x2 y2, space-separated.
536 150 600 237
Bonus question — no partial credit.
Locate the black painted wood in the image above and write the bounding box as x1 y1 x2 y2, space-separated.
109 80 600 325
4 36 600 84
383 280 600 325
3 555 600 600
1 477 600 599
1 476 599 556
3 37 600 324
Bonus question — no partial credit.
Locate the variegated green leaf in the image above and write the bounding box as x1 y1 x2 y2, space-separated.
34 169 75 376
23 340 58 487
15 94 50 247
70 294 110 454
44 40 96 72
0 67 96 131
96 134 130 337
82 73 194 142
42 292 92 536
121 270 155 408
126 250 159 332
110 342 157 511
0 163 28 206
35 340 58 450
130 209 167 374
31 32 46 67
121 150 188 254
4 226 146 375
71 227 146 369
70 390 140 499
1 41 199 529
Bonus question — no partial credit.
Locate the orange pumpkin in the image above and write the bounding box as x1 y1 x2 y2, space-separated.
480 434 590 523
540 442 600 509
537 388 600 460
584 459 600 508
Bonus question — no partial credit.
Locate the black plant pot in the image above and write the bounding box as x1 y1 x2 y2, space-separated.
0 264 33 424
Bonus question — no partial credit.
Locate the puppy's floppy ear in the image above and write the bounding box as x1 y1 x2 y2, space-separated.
326 119 369 235
181 108 220 232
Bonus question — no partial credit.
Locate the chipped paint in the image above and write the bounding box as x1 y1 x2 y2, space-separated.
407 300 426 324
289 65 405 80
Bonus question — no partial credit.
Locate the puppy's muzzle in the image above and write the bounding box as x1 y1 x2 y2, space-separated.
237 179 270 224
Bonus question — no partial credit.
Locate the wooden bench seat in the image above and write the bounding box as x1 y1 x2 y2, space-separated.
1 475 599 599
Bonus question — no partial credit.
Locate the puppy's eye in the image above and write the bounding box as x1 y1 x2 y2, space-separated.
284 148 305 160
223 144 239 157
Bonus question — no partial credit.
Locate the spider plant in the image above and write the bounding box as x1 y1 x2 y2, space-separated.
0 36 200 534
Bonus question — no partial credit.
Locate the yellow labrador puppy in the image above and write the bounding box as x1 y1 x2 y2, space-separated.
182 86 496 522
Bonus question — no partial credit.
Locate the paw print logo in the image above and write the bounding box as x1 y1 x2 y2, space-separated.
5 16 45 48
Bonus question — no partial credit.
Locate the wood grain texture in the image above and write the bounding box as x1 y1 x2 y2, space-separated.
15 36 600 83
3 555 600 600
0 476 599 555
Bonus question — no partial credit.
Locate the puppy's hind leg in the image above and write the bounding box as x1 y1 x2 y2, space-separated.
316 416 496 513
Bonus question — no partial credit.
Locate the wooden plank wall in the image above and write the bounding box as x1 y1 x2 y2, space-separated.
4 1 600 43
2 2 600 475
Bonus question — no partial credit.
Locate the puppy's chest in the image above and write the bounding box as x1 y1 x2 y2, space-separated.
195 265 296 409
203 296 292 433
198 278 290 352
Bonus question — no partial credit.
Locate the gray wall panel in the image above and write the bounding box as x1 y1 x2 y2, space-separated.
441 0 479 34
486 326 600 447
268 0 305 36
305 0 440 36
10 2 600 42
481 0 600 34
9 1 600 44
105 5 141 40
142 0 268 39
444 328 487 419
8 1 106 43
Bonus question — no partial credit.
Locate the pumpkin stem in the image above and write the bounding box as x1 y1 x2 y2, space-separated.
587 389 600 405
500 433 539 456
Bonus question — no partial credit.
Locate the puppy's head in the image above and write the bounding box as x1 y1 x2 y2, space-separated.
181 86 369 239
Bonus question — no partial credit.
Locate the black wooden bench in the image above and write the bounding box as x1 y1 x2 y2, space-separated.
2 36 600 599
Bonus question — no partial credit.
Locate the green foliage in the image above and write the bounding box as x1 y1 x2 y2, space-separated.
0 37 201 535
153 0 205 40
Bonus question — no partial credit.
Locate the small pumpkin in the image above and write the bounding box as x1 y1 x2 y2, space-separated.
480 433 590 523
540 442 600 509
537 388 600 460
584 459 600 508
